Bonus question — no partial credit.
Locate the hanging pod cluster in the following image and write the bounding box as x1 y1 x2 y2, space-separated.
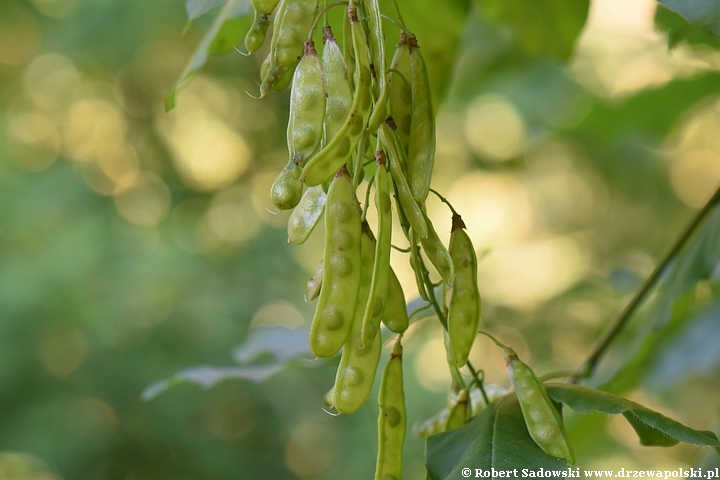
243 0 489 476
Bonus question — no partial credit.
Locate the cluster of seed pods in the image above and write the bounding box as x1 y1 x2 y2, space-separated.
243 0 575 471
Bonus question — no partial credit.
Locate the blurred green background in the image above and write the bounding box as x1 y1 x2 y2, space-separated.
1 0 720 478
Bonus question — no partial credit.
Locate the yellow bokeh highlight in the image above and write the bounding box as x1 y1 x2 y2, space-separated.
670 149 720 208
251 301 305 328
196 186 262 255
414 334 451 391
38 330 88 378
113 171 171 226
63 99 127 162
23 54 81 110
284 421 337 478
478 235 588 310
6 111 61 171
464 94 526 161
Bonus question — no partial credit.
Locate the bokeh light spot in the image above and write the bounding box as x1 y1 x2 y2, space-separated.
464 94 526 161
38 330 88 378
251 301 305 328
0 6 41 66
284 421 336 478
113 172 171 226
670 150 720 209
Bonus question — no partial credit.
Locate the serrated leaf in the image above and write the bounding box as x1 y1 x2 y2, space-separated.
476 0 589 60
656 0 720 48
232 327 312 364
166 0 250 111
186 0 229 21
426 394 567 480
546 383 720 449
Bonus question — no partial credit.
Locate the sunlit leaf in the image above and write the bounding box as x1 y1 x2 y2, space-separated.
656 0 720 48
546 384 720 449
232 327 312 364
426 394 567 480
476 0 589 60
166 0 250 111
186 0 229 21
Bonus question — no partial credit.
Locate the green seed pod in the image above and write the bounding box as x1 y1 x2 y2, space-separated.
505 347 575 464
309 168 362 358
408 229 429 301
445 388 469 430
300 4 374 186
378 123 428 239
321 26 353 145
405 34 435 203
447 213 481 368
388 32 413 152
418 211 454 285
259 0 319 97
270 159 304 210
381 266 409 333
360 151 393 345
288 185 326 244
365 0 389 133
244 12 270 55
374 339 406 480
332 222 382 413
305 258 323 302
288 41 326 169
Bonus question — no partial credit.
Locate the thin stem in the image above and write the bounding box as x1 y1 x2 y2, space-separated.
387 0 407 31
430 188 459 216
380 13 408 33
391 244 410 253
360 175 375 222
570 185 720 383
307 1 349 42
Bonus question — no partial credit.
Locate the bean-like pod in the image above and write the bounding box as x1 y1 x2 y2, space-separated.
405 34 435 203
374 339 406 480
408 229 429 301
505 347 575 464
381 267 409 333
301 4 373 186
309 168 362 358
332 222 382 413
445 388 469 430
378 123 428 239
418 211 454 285
360 151 393 345
288 185 326 244
447 213 481 367
388 32 413 152
288 41 326 169
321 26 353 146
270 159 304 210
305 258 323 302
364 0 388 133
244 11 270 55
259 0 319 97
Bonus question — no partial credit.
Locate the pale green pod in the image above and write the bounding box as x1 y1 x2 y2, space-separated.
374 339 406 480
447 213 481 368
381 267 409 333
360 154 392 345
378 123 428 239
270 159 304 210
244 11 270 55
309 169 362 358
255 0 280 12
332 222 382 413
288 185 326 244
321 26 353 145
365 0 388 133
415 406 450 438
259 0 319 97
388 32 413 152
301 5 373 186
288 41 326 169
305 258 323 302
445 388 469 430
506 348 575 464
408 229 429 301
405 35 435 203
418 211 454 285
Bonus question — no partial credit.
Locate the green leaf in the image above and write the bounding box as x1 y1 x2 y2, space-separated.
546 384 720 449
426 394 567 480
165 0 250 112
476 0 590 60
656 5 720 49
143 327 316 400
186 0 230 21
398 0 473 105
656 0 720 48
